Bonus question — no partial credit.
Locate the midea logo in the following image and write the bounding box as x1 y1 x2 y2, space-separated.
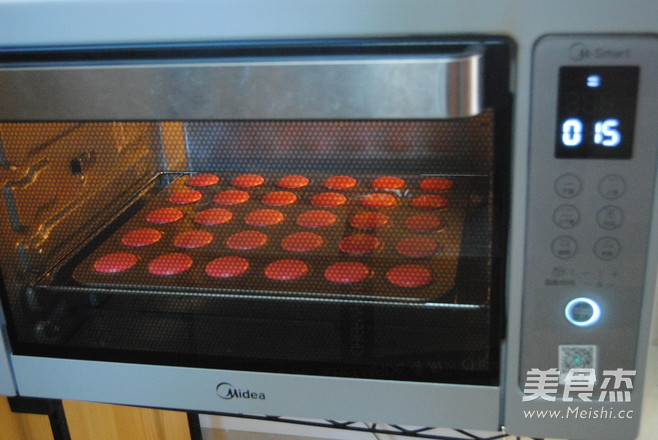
216 382 266 400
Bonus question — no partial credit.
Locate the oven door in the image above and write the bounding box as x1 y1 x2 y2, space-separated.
0 38 512 430
0 305 15 396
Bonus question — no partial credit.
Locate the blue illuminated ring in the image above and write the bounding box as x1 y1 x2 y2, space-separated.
564 297 602 327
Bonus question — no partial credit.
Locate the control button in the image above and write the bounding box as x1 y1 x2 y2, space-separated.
598 175 626 200
553 205 580 229
565 297 602 327
555 174 582 199
593 237 621 260
551 236 578 259
596 206 624 230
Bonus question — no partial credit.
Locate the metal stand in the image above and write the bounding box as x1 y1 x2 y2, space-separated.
187 412 203 440
201 412 528 440
7 396 72 440
6 399 546 440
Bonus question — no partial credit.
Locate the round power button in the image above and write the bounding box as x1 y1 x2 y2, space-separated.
565 297 602 327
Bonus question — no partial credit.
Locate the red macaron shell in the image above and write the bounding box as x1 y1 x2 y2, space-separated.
168 189 203 205
148 253 193 276
121 228 163 247
187 174 220 187
226 230 268 250
395 236 441 258
296 210 337 228
371 176 405 190
232 174 265 188
93 252 138 274
214 190 250 206
194 208 233 226
310 192 347 207
386 264 433 288
277 175 310 189
205 256 250 279
419 177 454 192
245 209 285 227
324 175 357 190
262 191 298 206
360 193 398 209
281 232 324 252
404 214 443 232
173 230 214 249
264 259 309 281
324 262 371 284
411 194 450 210
339 234 381 255
349 211 390 230
146 207 184 224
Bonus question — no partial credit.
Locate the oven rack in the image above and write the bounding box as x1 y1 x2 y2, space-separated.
31 283 490 309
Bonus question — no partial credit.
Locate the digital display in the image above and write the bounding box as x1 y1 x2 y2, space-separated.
555 66 639 159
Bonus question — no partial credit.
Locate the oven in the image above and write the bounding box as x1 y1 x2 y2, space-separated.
0 2 656 439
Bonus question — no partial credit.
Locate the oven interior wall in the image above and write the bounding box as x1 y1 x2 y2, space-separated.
0 111 498 384
184 117 493 175
0 122 165 292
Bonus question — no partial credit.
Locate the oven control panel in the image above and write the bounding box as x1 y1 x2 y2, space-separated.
512 35 658 439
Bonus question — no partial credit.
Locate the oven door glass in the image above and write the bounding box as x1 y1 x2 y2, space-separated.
0 39 511 386
0 116 502 385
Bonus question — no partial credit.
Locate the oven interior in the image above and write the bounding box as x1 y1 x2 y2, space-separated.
0 40 511 385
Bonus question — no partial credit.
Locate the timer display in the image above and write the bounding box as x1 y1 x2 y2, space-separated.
555 66 639 159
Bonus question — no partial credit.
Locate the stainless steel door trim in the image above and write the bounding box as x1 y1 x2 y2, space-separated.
11 355 500 430
0 46 483 120
0 305 16 396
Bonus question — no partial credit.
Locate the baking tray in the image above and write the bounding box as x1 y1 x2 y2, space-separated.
66 171 490 303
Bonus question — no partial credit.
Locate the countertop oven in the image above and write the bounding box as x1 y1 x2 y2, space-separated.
0 1 656 439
